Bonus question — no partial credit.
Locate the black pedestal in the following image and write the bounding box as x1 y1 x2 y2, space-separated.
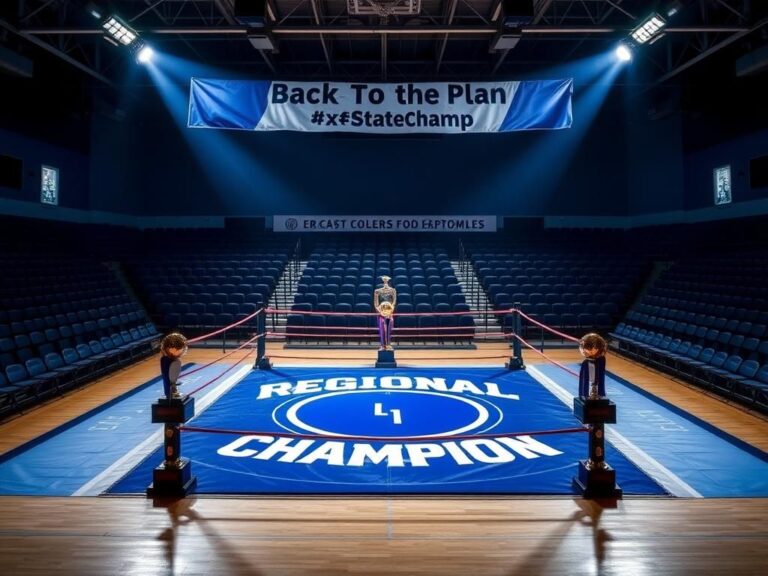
375 349 397 368
152 396 195 423
573 460 622 499
573 397 616 424
148 397 196 499
147 458 197 498
505 356 525 370
572 397 622 499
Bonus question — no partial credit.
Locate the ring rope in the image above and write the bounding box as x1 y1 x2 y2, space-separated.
183 340 258 397
266 307 513 317
265 325 480 333
511 333 580 377
270 331 504 340
176 306 583 379
515 309 580 343
178 425 589 443
187 307 264 344
265 353 514 361
180 332 263 378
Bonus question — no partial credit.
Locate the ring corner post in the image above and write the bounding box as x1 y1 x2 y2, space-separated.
254 308 272 370
506 304 525 370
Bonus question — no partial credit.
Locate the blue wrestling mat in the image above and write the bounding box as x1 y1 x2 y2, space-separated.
107 367 666 495
5 364 765 497
533 364 768 498
0 363 245 496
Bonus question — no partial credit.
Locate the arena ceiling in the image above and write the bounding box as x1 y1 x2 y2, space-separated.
1 1 766 89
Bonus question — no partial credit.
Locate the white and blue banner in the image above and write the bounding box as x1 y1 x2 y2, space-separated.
188 78 573 134
273 215 497 232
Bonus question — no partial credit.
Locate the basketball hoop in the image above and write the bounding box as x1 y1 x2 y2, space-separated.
347 0 421 18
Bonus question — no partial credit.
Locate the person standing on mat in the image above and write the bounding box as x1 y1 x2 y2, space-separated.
160 332 188 399
578 332 607 399
374 276 397 351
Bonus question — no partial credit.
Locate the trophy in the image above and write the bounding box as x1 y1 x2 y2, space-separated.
149 332 197 497
160 332 188 400
578 333 607 399
374 276 397 351
572 332 621 498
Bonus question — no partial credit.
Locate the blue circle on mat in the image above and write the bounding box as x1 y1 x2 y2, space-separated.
276 390 491 439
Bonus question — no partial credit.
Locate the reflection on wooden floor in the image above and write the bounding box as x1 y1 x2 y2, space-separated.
1 343 766 575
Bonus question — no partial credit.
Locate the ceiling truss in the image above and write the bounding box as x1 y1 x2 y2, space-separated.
0 0 765 86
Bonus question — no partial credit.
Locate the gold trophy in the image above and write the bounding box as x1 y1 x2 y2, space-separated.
379 301 394 319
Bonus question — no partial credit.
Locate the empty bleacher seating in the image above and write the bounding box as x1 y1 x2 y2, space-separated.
611 250 768 413
0 254 159 418
287 237 474 344
126 233 296 338
461 237 647 338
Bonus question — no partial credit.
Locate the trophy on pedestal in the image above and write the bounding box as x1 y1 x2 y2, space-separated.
147 332 197 498
573 333 622 499
374 276 397 368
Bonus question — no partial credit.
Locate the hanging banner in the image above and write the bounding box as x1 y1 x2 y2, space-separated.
188 78 572 134
273 215 497 232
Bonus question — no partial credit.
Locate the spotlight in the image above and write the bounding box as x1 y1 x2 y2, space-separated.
102 15 138 46
630 13 667 45
136 44 154 64
616 43 633 63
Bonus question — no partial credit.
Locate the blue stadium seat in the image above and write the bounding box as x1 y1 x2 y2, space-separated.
5 363 43 401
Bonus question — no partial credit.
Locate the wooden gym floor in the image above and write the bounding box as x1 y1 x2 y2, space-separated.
0 344 766 575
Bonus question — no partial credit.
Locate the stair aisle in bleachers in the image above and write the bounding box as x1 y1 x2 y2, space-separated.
105 261 155 326
268 260 307 336
285 236 475 347
451 260 503 340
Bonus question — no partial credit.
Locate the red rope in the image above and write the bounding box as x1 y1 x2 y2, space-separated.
271 331 509 340
265 353 513 361
267 325 479 333
511 333 580 377
516 309 580 343
180 333 262 378
187 307 264 344
184 346 255 397
179 425 589 443
392 326 484 332
266 307 514 317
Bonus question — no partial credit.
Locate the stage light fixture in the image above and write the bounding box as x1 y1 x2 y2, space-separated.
102 15 138 46
616 43 633 63
136 44 154 64
630 13 667 45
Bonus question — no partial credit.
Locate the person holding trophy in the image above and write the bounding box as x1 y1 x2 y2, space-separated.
374 276 397 351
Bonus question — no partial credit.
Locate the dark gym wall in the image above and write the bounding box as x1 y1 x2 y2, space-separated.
0 127 90 211
4 72 766 224
0 71 91 214
625 110 686 216
88 90 629 217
